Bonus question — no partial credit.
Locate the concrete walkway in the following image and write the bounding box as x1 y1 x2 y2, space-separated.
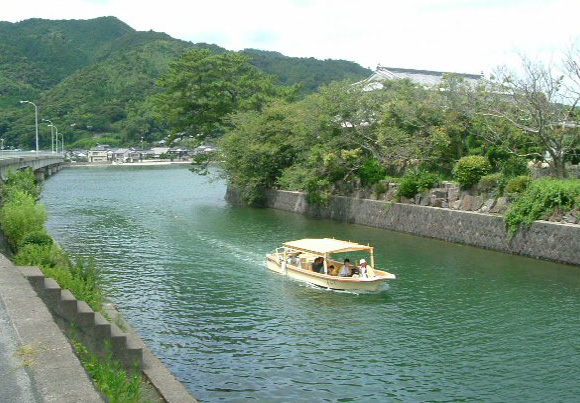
0 254 104 403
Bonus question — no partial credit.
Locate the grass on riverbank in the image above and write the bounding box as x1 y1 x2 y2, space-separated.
72 338 145 403
0 169 105 312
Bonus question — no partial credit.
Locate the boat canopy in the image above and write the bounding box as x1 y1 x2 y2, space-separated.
282 238 373 255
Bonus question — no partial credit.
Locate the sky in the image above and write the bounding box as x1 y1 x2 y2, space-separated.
3 0 580 76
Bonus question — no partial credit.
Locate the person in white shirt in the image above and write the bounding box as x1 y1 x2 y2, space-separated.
338 258 352 277
358 259 375 278
287 253 301 268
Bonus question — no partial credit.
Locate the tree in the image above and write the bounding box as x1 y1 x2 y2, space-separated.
154 49 297 140
477 54 580 178
217 101 311 204
316 79 455 173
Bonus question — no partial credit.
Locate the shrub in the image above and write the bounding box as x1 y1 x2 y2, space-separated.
478 173 506 195
357 158 386 186
13 244 67 269
21 231 54 247
397 178 419 199
374 181 387 195
1 168 41 202
505 175 531 194
454 156 492 187
504 179 580 235
499 156 529 177
396 171 439 199
0 190 47 249
1 166 105 313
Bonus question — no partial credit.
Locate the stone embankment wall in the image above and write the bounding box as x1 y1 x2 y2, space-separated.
226 187 580 266
336 178 579 224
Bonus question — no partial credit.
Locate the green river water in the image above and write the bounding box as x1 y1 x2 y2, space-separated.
42 165 580 402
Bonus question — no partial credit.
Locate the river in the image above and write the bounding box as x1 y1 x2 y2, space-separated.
42 165 580 402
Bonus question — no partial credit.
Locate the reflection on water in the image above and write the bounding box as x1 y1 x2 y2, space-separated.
43 166 580 402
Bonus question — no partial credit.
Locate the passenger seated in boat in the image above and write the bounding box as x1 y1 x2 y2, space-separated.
328 265 338 276
311 257 324 273
338 259 352 277
358 259 375 278
287 253 301 268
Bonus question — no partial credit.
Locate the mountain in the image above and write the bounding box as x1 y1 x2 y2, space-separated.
0 16 132 93
243 49 371 94
0 17 371 149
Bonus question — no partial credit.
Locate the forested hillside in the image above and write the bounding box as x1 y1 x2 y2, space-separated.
243 49 371 94
0 17 371 149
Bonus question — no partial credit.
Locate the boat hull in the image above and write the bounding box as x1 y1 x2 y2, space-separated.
266 255 392 292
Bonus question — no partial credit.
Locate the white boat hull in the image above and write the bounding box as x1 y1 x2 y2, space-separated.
266 255 394 292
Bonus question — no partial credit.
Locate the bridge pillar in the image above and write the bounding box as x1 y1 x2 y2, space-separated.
34 169 45 182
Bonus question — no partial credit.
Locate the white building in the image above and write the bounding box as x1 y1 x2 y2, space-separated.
359 65 483 90
87 145 110 163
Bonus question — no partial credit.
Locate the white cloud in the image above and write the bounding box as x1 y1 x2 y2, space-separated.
3 0 579 75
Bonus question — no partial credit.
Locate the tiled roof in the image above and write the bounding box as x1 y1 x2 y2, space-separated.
360 66 483 88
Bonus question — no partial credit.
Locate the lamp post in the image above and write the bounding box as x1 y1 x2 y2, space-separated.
48 124 59 153
42 119 55 152
20 101 39 153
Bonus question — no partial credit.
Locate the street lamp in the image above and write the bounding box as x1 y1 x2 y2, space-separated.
42 119 55 152
48 124 59 153
20 101 39 153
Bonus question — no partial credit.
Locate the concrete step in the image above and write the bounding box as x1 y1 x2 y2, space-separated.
58 289 78 321
18 266 44 290
41 277 61 306
18 266 143 371
76 300 96 328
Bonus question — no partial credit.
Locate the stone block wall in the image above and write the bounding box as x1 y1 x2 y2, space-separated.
227 187 580 266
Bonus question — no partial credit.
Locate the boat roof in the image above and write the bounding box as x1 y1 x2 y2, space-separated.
283 238 373 254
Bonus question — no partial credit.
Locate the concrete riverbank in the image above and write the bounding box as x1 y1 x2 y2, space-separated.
0 254 198 402
226 187 580 266
0 254 104 402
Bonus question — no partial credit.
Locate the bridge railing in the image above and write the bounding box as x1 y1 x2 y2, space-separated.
0 151 65 160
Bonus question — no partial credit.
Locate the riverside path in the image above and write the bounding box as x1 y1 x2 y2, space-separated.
0 254 104 402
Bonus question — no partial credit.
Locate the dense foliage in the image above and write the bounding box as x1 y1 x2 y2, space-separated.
504 179 580 234
216 77 485 204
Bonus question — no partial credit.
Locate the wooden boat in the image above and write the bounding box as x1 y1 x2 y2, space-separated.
266 238 396 292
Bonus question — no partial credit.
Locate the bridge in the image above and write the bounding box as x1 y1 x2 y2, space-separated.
0 152 65 181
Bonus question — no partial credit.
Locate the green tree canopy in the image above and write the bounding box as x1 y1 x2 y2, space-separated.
154 49 298 140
